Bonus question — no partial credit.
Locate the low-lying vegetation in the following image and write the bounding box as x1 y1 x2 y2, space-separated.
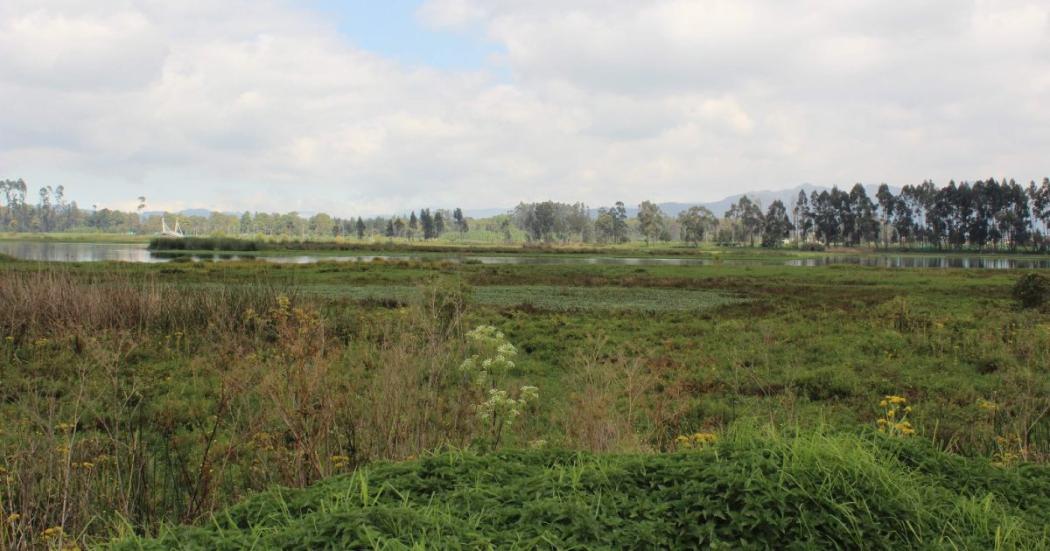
1 258 1048 548
148 236 627 255
315 284 744 312
114 427 1050 549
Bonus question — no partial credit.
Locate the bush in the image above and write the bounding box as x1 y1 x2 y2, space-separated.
415 277 472 340
1012 273 1050 309
149 237 260 251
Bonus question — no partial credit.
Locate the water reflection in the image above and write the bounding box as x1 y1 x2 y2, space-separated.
0 241 161 263
783 255 1050 269
3 240 1050 269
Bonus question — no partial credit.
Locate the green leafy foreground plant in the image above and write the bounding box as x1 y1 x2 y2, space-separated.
110 425 1050 550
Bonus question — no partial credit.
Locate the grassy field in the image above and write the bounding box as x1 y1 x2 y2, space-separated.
0 232 150 244
1 252 1049 548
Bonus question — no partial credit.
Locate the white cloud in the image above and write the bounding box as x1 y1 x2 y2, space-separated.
1 0 1049 215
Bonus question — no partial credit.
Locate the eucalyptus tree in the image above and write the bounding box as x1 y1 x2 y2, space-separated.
420 209 436 239
761 200 794 248
876 184 895 248
434 211 446 236
677 206 717 246
793 190 812 245
453 208 469 233
726 195 764 246
637 200 665 245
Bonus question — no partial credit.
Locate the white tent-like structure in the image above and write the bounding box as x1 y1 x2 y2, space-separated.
161 217 184 238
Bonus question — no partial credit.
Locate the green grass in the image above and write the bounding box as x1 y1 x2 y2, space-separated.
111 426 1050 550
0 231 149 244
304 284 743 312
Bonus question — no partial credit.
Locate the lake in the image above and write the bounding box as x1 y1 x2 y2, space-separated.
3 240 1050 269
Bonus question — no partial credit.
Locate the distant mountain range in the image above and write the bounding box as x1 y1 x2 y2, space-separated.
142 184 900 221
142 208 218 219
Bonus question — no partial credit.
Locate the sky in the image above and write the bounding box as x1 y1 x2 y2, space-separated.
1 1 1048 216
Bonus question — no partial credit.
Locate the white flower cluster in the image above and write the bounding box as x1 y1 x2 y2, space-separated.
459 325 518 388
477 386 540 426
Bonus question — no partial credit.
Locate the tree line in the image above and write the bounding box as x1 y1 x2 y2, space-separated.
511 178 1050 251
6 177 1050 250
793 179 1050 250
0 179 476 240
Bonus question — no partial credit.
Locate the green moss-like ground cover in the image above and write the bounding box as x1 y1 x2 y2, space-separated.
304 284 744 312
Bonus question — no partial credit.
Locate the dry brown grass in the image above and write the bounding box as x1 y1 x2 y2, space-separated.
0 271 503 548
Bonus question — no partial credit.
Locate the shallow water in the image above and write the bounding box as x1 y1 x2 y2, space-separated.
3 240 1050 269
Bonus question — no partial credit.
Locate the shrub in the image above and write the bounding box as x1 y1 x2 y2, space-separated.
1012 273 1050 309
415 277 472 340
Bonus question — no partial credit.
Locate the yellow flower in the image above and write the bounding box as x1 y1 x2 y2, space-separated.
675 432 718 449
977 399 998 413
6 513 20 523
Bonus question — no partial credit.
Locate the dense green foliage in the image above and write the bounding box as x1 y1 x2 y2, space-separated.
114 428 1050 549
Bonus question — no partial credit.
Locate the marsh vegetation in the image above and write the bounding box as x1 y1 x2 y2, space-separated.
0 254 1048 548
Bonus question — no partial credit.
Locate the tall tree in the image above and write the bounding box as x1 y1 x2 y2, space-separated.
726 195 764 246
595 202 629 244
875 184 895 248
408 211 419 240
637 201 665 245
848 184 878 246
420 209 436 239
792 190 812 245
453 208 469 233
677 206 716 246
434 211 446 236
761 200 794 247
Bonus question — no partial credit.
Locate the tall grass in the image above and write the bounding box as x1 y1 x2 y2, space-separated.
0 270 281 338
0 271 491 548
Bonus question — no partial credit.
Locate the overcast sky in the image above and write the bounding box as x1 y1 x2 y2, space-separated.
1 1 1048 215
